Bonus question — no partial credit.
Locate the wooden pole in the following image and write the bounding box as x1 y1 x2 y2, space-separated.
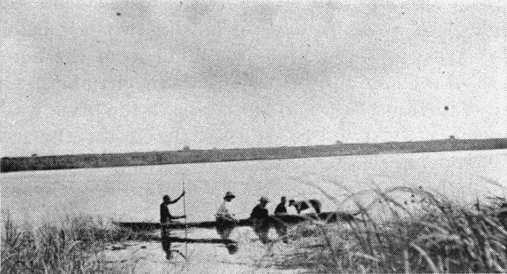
183 176 188 260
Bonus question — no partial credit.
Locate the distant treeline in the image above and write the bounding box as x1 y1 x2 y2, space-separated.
2 138 507 173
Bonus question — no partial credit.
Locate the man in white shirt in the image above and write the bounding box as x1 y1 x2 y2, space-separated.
216 191 238 253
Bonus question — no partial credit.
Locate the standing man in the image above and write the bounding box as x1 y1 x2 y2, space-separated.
160 191 186 260
274 196 288 243
216 191 238 254
250 196 271 244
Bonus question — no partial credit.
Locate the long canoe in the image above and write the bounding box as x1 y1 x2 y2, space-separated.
167 236 236 244
115 211 357 231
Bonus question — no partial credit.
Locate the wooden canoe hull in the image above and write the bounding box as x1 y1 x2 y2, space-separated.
115 211 356 231
167 236 236 244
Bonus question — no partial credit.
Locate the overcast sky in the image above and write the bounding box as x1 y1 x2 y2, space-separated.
1 0 506 157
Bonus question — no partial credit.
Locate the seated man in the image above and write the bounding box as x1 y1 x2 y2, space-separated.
274 196 288 215
274 196 288 243
216 191 238 254
250 196 271 244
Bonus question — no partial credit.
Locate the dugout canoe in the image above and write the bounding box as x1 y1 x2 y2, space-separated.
167 236 237 244
115 211 357 231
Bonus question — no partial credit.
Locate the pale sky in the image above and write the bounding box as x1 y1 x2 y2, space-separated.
1 0 506 157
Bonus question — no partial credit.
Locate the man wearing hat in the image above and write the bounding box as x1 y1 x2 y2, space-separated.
250 196 271 244
216 191 238 253
160 191 186 260
274 196 289 243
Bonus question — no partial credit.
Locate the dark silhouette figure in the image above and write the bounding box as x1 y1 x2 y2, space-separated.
274 196 288 243
160 192 186 260
274 196 288 214
250 196 270 244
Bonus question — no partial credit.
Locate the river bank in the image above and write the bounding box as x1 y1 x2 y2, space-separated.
2 138 506 173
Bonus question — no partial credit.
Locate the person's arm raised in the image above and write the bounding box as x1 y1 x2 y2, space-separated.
169 191 186 204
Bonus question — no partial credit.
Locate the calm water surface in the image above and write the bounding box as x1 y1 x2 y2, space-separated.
2 150 507 224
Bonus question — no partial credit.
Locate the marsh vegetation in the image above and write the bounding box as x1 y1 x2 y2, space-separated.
3 186 507 273
271 187 507 273
0 213 156 274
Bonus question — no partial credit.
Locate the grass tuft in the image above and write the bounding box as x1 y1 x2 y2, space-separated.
272 187 507 273
1 212 155 274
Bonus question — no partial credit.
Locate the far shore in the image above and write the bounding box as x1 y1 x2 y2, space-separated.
2 138 506 173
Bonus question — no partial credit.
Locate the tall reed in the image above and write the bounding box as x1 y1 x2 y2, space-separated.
273 187 507 273
1 213 148 274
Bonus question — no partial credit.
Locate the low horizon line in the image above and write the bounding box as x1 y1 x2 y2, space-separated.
3 136 506 159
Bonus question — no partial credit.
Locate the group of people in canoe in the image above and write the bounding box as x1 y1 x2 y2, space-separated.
159 190 322 259
215 192 321 245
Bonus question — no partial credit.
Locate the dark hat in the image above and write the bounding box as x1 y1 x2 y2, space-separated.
260 196 269 203
224 191 236 199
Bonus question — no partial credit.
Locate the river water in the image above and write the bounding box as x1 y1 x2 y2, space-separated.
2 149 507 225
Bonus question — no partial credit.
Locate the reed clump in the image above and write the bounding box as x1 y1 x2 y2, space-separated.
1 213 152 274
274 187 507 273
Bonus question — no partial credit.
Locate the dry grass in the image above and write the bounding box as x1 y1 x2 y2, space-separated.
271 186 507 273
0 213 157 274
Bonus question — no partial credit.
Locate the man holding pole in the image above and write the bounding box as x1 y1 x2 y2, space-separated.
160 191 186 260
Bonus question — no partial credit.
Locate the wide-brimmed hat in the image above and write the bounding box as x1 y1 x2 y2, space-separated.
260 196 269 203
224 191 236 199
